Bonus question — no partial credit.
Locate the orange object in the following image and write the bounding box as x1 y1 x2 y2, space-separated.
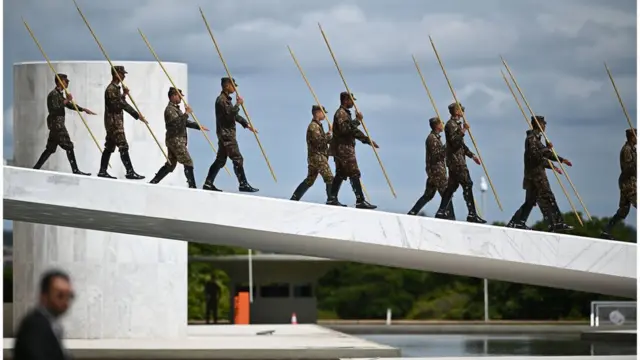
234 292 250 324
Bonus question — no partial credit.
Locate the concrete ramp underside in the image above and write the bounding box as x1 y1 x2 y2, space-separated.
3 166 636 298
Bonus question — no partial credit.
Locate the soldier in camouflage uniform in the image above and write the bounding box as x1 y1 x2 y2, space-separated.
202 77 258 192
97 65 148 180
33 73 97 175
290 105 335 202
408 117 455 219
434 102 485 223
326 92 378 209
149 87 209 188
506 116 573 232
601 128 637 239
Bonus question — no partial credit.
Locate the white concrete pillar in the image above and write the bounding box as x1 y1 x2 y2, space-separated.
12 61 189 339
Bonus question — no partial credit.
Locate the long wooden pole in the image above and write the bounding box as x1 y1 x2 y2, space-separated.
138 28 232 177
428 36 503 211
318 23 397 198
22 19 110 169
287 45 370 202
604 63 636 138
199 7 277 183
501 56 591 220
500 70 583 226
71 0 169 163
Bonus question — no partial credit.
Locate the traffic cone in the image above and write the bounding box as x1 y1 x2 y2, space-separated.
291 313 298 324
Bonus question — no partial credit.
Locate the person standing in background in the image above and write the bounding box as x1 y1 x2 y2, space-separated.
205 274 221 324
13 269 75 360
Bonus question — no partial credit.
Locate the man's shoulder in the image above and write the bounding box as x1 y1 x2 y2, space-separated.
307 121 322 131
16 308 47 332
215 93 228 104
47 89 58 97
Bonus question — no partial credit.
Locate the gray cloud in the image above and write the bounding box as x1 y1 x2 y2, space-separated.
4 0 637 227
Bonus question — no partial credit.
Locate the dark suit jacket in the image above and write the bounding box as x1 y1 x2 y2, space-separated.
13 308 67 360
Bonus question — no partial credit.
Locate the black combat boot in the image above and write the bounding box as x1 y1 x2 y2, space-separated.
97 151 116 179
446 200 456 220
33 149 53 170
184 165 197 188
234 163 259 193
547 199 572 232
506 204 533 230
325 182 333 203
435 190 454 219
203 163 223 192
326 177 347 207
462 185 486 224
149 164 172 184
351 177 376 210
290 181 311 201
408 192 432 215
120 150 145 180
601 212 623 240
65 149 90 176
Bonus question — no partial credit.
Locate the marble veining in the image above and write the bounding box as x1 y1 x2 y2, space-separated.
11 61 189 340
4 164 637 298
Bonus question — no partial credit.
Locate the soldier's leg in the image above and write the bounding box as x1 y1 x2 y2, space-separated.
203 140 227 191
227 141 258 193
33 130 58 170
180 150 197 189
149 143 178 185
290 161 318 201
439 185 456 220
602 184 634 239
536 185 572 232
507 188 537 229
114 124 144 180
327 157 347 207
435 175 460 219
97 131 117 179
408 178 438 215
57 124 90 176
346 157 376 209
318 157 335 202
456 169 486 223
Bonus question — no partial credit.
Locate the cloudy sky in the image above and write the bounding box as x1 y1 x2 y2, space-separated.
3 0 637 230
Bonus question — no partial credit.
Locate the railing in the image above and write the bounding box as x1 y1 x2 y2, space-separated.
590 301 637 327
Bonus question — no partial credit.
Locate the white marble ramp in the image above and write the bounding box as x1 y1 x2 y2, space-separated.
3 324 399 359
3 166 637 298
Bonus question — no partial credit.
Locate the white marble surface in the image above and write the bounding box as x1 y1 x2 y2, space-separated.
11 61 189 339
3 324 400 359
3 166 637 298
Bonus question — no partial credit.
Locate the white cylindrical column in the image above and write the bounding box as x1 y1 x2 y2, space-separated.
12 61 189 339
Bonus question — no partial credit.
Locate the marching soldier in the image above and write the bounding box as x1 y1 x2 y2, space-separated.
33 73 97 175
290 105 334 202
149 87 209 188
97 65 148 180
506 116 573 232
202 77 258 193
434 102 485 223
408 117 455 218
326 92 378 209
601 128 636 239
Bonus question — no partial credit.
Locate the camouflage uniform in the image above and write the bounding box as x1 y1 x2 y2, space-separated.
203 77 258 193
434 103 485 223
507 116 572 232
408 117 455 218
290 105 335 202
33 73 91 176
601 128 637 239
97 65 144 180
326 92 376 209
149 87 201 188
